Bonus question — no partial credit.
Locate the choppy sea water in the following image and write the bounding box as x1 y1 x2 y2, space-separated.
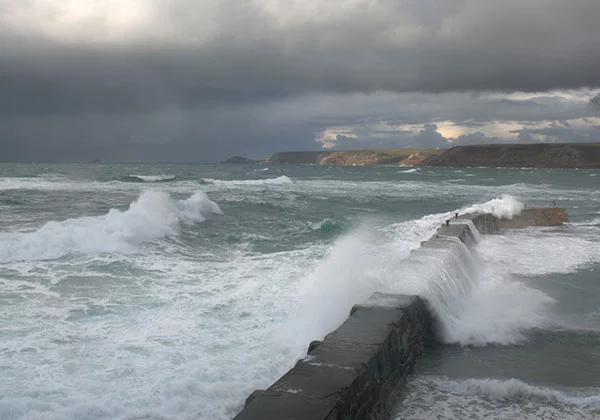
0 163 598 420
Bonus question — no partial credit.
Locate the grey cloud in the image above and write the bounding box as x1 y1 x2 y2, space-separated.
514 125 600 144
4 89 599 162
497 99 540 107
590 94 600 111
1 1 600 118
1 0 600 161
452 132 503 146
413 124 448 148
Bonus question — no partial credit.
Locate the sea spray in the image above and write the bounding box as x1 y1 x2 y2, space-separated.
278 195 547 352
277 229 390 353
461 194 524 219
1 163 597 420
480 230 600 276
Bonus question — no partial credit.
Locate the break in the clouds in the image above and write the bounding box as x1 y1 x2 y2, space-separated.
0 0 599 161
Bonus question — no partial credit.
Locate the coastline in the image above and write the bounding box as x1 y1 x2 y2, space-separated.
233 143 600 169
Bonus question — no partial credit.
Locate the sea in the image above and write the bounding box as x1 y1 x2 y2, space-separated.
0 163 598 420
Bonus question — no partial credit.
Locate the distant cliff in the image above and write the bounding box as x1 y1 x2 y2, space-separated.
421 143 600 169
232 143 600 168
264 149 440 166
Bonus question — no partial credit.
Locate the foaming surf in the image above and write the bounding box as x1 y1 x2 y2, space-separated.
396 376 600 420
1 164 598 420
461 193 524 219
380 231 553 346
0 191 222 263
203 175 293 187
125 174 177 182
279 195 547 352
399 168 420 174
480 229 600 277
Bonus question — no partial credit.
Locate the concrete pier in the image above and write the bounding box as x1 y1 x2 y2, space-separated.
466 208 569 234
232 208 568 420
233 295 432 420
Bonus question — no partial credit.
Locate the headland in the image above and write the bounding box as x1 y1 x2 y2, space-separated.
228 143 600 169
421 143 600 169
263 149 439 166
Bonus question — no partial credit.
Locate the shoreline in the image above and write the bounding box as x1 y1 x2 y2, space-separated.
228 143 600 169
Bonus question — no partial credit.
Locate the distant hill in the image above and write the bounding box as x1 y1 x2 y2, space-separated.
421 143 600 169
263 149 440 166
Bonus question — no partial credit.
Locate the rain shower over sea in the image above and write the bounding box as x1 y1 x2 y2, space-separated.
0 163 599 420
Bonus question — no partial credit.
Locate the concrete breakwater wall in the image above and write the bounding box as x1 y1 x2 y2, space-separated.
466 208 569 234
233 208 568 420
234 295 432 420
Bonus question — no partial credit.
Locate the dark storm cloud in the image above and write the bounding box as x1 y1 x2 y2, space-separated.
514 125 600 143
1 0 600 161
590 94 600 111
1 0 600 117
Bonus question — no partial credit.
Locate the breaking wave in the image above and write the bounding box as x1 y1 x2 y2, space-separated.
437 377 600 408
124 174 177 182
203 175 293 187
461 194 524 219
0 191 222 263
397 377 600 420
298 219 345 237
281 195 561 348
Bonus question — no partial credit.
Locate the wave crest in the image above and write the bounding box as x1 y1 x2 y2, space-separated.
125 174 177 182
203 175 293 187
0 191 222 262
436 377 600 408
462 194 524 219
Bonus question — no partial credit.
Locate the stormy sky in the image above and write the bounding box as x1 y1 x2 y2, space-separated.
1 0 599 162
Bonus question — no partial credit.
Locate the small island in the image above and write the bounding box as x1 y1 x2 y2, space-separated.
222 155 261 164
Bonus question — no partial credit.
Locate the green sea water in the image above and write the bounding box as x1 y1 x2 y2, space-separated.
0 163 598 419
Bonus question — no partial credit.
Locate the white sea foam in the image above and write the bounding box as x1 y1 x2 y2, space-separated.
436 377 600 408
396 377 600 420
0 176 203 194
203 175 293 187
1 170 597 420
0 238 323 420
278 196 547 350
399 168 420 174
278 230 397 351
462 219 482 242
480 230 600 276
0 177 82 191
275 207 466 354
439 267 555 345
461 194 524 219
280 208 556 348
0 191 222 262
368 196 559 346
129 174 176 182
